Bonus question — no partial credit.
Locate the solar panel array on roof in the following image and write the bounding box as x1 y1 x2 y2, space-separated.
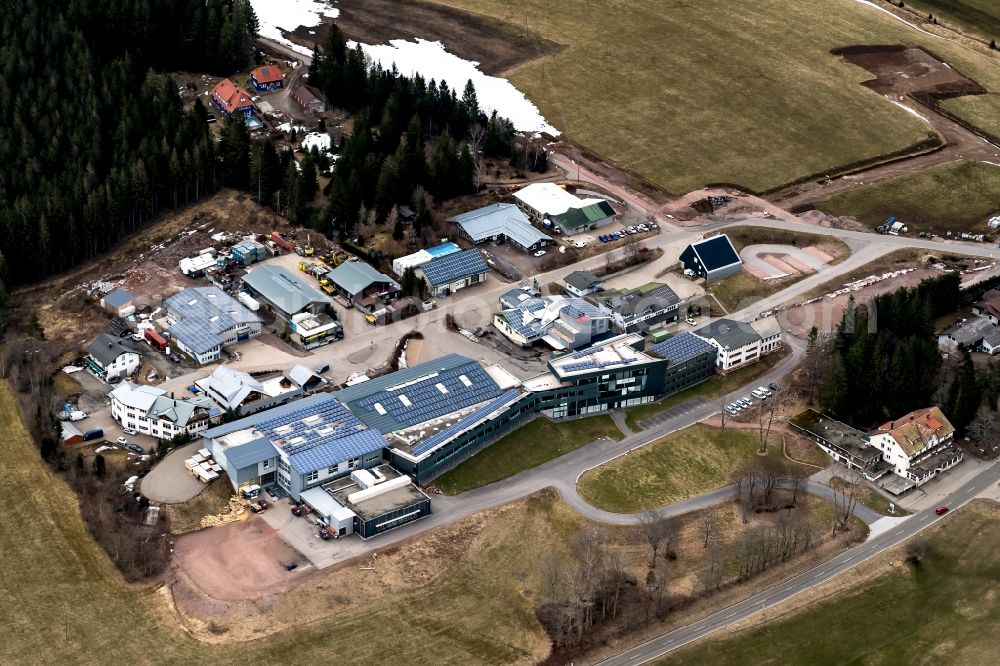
650 332 714 364
336 354 503 433
692 235 741 271
409 390 523 457
255 396 385 474
165 286 260 354
418 249 490 287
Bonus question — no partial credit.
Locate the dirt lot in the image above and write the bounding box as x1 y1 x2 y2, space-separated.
839 45 984 97
289 0 563 75
18 191 291 363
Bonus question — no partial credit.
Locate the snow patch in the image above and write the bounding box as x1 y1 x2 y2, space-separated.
353 38 559 135
301 132 332 152
251 0 339 56
889 99 929 124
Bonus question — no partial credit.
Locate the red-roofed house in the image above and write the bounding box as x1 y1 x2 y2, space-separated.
250 65 285 91
867 406 962 491
211 79 256 116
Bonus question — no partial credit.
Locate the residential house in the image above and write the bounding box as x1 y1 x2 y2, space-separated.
291 85 326 113
210 79 256 116
416 248 490 298
563 270 603 297
249 65 284 91
493 296 611 350
513 183 615 233
499 285 539 310
591 282 681 333
325 261 401 312
690 317 778 372
165 286 262 365
196 366 271 413
972 288 1000 325
84 333 141 382
938 317 1000 354
867 407 964 492
100 288 134 316
679 234 743 281
110 381 216 439
449 203 552 253
242 265 331 321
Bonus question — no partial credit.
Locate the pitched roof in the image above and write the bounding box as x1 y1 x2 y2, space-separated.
335 353 503 433
687 235 742 272
872 407 955 456
224 437 279 469
86 333 140 367
165 286 261 354
110 381 164 412
200 366 265 409
242 265 330 315
102 288 133 308
251 65 284 84
551 201 615 229
418 249 489 287
564 270 602 291
691 318 761 350
291 85 321 105
941 317 995 346
750 315 782 339
597 282 680 316
327 262 400 297
211 79 256 114
649 332 715 364
111 381 213 427
450 203 552 248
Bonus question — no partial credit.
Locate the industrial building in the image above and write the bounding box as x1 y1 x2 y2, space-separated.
416 248 490 298
100 288 134 316
164 286 262 365
690 316 781 372
325 261 401 311
513 183 616 233
449 203 553 253
302 465 432 539
241 264 331 321
591 282 681 333
84 333 141 382
204 394 386 501
391 242 461 276
679 235 743 281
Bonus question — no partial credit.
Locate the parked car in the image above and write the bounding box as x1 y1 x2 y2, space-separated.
685 317 697 326
122 428 138 436
599 235 609 242
768 382 779 391
116 436 128 445
935 506 949 515
574 241 588 248
126 444 144 454
533 250 546 257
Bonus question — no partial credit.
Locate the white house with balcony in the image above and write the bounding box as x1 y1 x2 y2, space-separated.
110 381 216 439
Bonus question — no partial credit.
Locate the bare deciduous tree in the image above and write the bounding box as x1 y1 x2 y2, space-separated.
637 510 672 568
697 511 719 548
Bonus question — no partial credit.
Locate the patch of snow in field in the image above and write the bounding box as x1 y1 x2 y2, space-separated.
301 132 332 152
889 99 929 124
251 0 339 56
354 38 559 135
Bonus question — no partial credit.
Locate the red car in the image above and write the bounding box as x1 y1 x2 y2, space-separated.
935 506 949 516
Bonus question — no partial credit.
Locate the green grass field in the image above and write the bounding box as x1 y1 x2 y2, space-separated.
430 0 1000 193
661 500 1000 665
0 381 562 664
433 414 623 494
906 0 1000 40
577 424 808 513
624 352 784 432
816 160 1000 234
707 272 791 313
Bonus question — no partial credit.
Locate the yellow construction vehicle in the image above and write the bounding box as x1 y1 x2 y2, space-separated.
303 234 315 257
318 278 336 295
298 261 310 273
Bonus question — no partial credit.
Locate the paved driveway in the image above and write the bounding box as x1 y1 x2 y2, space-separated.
140 441 206 503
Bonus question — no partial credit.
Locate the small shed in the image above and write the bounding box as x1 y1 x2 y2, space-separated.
101 288 134 316
61 422 84 445
291 85 326 114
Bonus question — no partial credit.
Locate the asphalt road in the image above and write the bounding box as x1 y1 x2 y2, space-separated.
598 459 1000 666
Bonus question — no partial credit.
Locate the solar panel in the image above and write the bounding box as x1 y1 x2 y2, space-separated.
419 249 490 286
650 332 714 363
410 391 523 457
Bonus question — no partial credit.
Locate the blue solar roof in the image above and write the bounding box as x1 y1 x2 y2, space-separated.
165 286 260 354
409 390 523 457
425 242 461 258
255 396 386 474
418 249 490 287
335 353 503 433
650 331 715 364
690 235 741 271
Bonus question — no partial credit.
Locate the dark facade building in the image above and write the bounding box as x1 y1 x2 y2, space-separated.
680 234 743 281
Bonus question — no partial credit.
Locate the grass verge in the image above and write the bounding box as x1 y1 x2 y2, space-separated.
816 160 1000 235
163 481 238 534
828 475 906 517
708 272 791 313
434 414 624 495
624 351 786 432
660 500 1000 665
577 424 811 514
